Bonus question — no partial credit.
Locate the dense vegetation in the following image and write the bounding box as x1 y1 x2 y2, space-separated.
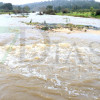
20 0 100 18
37 0 100 18
0 2 13 12
13 6 30 14
0 2 30 14
55 7 100 18
0 0 100 18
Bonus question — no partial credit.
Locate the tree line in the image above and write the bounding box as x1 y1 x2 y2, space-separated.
40 1 100 16
0 2 30 14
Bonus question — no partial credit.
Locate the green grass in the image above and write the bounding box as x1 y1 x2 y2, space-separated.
56 12 100 18
93 15 100 18
0 12 14 14
67 12 91 17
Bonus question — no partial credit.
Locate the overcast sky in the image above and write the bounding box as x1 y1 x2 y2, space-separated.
0 0 100 5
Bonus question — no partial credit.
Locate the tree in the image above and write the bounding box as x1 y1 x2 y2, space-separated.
44 5 55 15
13 6 18 14
18 6 23 13
23 6 30 13
1 3 13 11
13 6 23 14
55 6 62 12
46 5 53 10
57 6 62 12
90 7 94 15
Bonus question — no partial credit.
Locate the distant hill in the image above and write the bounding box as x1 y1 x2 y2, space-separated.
0 2 3 7
20 0 100 11
20 1 54 11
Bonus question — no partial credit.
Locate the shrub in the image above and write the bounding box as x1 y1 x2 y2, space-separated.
96 10 100 16
62 9 69 14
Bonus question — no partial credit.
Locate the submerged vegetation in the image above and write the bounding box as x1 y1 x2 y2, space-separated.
22 19 97 32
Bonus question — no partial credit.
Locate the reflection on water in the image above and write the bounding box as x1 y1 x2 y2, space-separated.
0 14 100 100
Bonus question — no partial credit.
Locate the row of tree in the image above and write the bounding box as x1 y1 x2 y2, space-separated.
42 5 100 16
0 1 100 16
0 3 13 12
0 2 30 14
36 0 100 16
22 0 100 11
13 6 30 14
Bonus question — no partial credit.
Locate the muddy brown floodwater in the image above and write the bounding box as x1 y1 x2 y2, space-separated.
0 14 100 100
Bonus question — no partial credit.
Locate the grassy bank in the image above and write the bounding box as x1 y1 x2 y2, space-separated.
0 12 14 14
56 12 100 18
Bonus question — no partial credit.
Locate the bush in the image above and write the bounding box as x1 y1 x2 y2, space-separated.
62 9 69 14
96 10 100 16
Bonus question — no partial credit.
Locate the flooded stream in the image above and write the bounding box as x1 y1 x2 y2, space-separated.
0 13 100 100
